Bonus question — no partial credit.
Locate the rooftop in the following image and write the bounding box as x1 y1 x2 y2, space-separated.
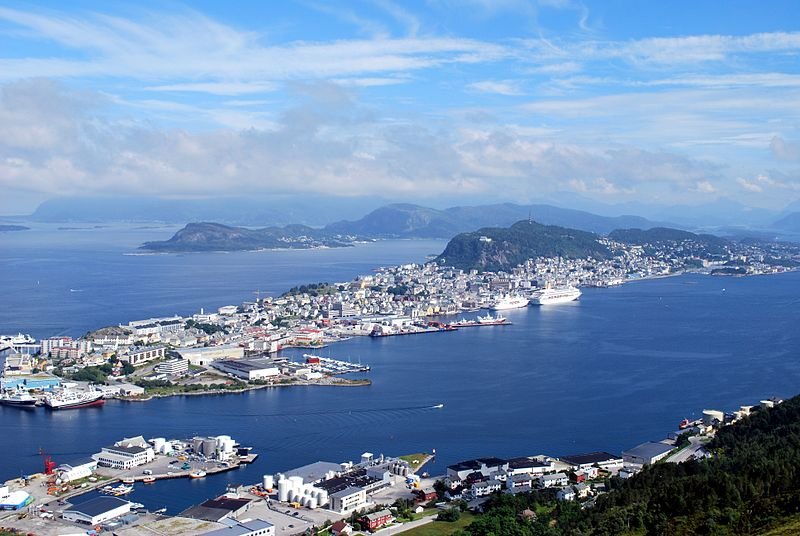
560 452 621 466
65 496 129 517
622 441 675 460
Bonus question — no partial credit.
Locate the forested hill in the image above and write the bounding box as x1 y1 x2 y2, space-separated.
462 392 800 536
609 227 730 254
436 220 610 271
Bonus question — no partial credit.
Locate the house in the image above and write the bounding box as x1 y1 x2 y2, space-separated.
556 487 576 501
471 479 502 497
62 496 131 525
506 474 533 490
413 488 438 503
330 520 353 535
622 442 674 466
539 473 568 488
361 509 393 531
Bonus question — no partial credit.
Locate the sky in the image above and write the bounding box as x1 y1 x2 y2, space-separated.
1 0 800 215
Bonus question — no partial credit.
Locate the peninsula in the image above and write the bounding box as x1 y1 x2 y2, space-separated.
0 224 29 232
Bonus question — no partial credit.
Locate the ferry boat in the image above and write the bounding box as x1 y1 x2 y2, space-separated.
529 286 582 305
0 390 38 408
44 388 105 410
489 296 529 310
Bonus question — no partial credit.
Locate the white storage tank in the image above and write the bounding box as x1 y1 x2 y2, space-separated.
203 438 217 456
308 497 317 509
263 475 274 490
702 409 724 425
216 435 231 446
318 490 328 506
278 479 290 502
289 476 304 488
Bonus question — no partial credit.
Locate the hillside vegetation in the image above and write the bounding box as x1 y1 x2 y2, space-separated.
458 393 800 535
437 220 610 271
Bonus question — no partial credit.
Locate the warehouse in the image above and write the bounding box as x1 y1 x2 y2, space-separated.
622 442 675 466
211 359 280 381
62 496 131 525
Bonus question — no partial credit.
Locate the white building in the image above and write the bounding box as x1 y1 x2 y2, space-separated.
122 345 166 366
329 486 367 513
62 496 131 525
202 518 275 536
95 444 154 469
155 358 189 375
180 345 244 366
56 459 98 483
212 359 280 381
539 473 569 488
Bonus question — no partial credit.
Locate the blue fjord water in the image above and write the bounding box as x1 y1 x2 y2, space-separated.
1 224 800 514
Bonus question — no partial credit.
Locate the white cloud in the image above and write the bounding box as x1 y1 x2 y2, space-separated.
771 136 800 161
468 80 524 96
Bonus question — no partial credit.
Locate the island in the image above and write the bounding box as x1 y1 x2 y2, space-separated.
0 224 29 232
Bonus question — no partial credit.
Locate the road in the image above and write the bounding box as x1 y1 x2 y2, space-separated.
665 436 708 464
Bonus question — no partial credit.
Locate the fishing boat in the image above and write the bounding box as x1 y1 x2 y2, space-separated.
189 469 207 478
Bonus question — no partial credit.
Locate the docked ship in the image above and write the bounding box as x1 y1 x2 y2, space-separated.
477 313 508 325
0 390 38 408
44 388 105 410
530 286 582 305
489 296 529 310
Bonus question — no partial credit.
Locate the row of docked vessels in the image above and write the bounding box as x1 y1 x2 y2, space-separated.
0 387 105 410
448 313 512 328
489 286 582 310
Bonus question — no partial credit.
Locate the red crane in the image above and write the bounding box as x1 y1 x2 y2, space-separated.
39 448 56 475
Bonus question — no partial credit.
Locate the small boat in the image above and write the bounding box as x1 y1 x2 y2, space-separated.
121 478 135 485
143 476 156 484
679 418 691 429
189 470 207 479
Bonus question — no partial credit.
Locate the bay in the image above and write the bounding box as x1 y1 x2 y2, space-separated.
1 225 800 514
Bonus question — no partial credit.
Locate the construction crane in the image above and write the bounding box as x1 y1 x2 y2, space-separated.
39 448 56 475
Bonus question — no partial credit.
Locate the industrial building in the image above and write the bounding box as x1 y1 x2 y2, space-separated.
62 496 132 525
95 441 154 469
122 345 166 366
202 518 275 536
181 496 253 522
622 442 675 466
329 486 367 513
559 452 623 471
0 486 32 511
211 359 280 381
446 457 508 481
56 458 98 482
180 345 244 366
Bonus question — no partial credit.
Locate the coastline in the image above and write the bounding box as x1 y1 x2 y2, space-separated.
122 377 371 402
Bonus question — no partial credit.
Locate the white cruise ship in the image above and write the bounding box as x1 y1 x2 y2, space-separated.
44 388 105 410
530 286 582 305
490 296 529 310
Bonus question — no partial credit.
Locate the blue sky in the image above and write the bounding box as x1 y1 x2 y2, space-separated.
1 0 800 214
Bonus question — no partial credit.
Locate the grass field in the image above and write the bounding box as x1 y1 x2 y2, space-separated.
399 453 431 473
400 512 476 536
759 516 800 536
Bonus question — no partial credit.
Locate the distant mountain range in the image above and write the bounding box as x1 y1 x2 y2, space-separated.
141 203 670 252
0 224 29 232
325 203 664 237
772 211 800 234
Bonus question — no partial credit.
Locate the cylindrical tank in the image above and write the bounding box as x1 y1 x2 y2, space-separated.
702 409 724 424
289 476 303 488
216 435 231 446
203 438 217 456
152 438 166 451
263 475 274 490
276 473 285 482
308 497 317 509
278 479 290 502
192 438 204 453
318 490 328 506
